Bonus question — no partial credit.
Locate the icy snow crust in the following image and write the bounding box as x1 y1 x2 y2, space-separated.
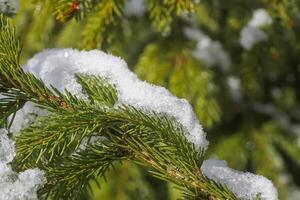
23 49 209 150
201 159 278 200
0 129 45 200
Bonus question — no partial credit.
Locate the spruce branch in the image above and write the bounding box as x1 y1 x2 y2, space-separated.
54 0 91 22
82 0 124 49
15 102 240 199
146 0 197 32
53 0 197 22
14 109 104 167
76 74 118 106
0 15 242 200
52 0 198 47
0 88 26 128
165 0 196 15
0 16 81 112
39 142 129 199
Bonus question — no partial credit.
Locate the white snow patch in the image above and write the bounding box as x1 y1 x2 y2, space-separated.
248 9 273 28
23 49 208 150
184 27 231 71
227 76 242 102
124 0 146 17
0 0 18 14
201 159 278 200
0 129 15 164
240 26 267 50
0 129 45 200
8 102 47 134
240 9 273 50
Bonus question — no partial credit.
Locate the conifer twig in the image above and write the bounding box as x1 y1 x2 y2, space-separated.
0 14 241 200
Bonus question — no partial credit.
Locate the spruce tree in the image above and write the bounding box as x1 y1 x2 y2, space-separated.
0 0 299 199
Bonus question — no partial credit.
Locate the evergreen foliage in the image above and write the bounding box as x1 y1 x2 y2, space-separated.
0 14 241 199
1 0 300 199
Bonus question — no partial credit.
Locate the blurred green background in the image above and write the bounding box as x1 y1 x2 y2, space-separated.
7 0 300 199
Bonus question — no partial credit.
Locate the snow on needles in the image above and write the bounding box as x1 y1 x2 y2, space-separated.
240 9 273 50
201 159 278 200
0 129 45 200
23 49 208 150
3 49 278 199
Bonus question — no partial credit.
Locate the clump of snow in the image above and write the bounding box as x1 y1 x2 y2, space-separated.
0 0 18 14
240 27 268 50
0 168 45 200
8 102 47 134
201 159 278 200
23 49 208 150
248 9 273 28
124 0 146 17
0 129 45 200
0 129 15 164
240 9 273 50
1 96 45 134
227 76 242 102
184 27 231 71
